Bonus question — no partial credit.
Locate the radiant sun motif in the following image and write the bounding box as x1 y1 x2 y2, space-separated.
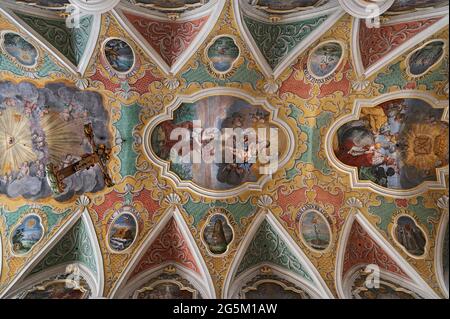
0 108 36 175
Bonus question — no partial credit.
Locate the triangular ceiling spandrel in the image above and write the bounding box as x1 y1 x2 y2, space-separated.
353 10 449 78
14 11 93 66
123 12 209 68
359 17 441 70
343 220 409 279
236 219 313 282
27 217 99 277
129 217 200 279
242 14 328 71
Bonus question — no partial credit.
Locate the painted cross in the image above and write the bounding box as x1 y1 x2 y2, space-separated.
45 123 114 195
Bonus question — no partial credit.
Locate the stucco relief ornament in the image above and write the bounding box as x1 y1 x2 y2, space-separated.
437 195 449 211
257 195 273 209
69 0 120 14
164 78 180 90
352 79 370 92
264 81 279 95
75 78 90 90
165 193 181 206
338 0 394 19
346 197 362 209
76 195 91 208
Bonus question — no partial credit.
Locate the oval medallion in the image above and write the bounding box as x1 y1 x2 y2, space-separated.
393 215 427 258
202 212 234 255
11 214 44 256
1 32 39 67
407 40 445 77
104 38 135 73
307 41 344 79
299 209 331 251
108 211 138 252
206 36 240 74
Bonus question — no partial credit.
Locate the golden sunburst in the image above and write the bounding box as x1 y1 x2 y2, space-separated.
40 112 85 163
0 108 36 175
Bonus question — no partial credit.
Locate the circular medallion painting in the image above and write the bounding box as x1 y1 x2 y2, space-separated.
108 211 138 252
104 38 135 73
1 32 39 67
307 41 344 79
299 210 331 251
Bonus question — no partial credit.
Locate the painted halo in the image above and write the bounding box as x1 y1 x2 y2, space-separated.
10 214 44 256
103 38 136 74
0 31 39 69
107 207 139 253
406 40 446 78
307 40 344 80
298 207 332 252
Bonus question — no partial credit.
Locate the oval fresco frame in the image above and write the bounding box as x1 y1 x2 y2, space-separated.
101 37 137 76
9 212 45 257
405 39 447 78
143 88 296 199
204 34 241 78
0 30 42 70
200 210 235 257
106 205 139 254
325 91 449 198
390 213 429 260
306 40 345 80
297 205 333 254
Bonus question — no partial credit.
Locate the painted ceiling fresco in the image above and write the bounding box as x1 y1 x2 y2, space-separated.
0 0 448 299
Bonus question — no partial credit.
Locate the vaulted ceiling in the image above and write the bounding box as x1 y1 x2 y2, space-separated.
0 0 448 299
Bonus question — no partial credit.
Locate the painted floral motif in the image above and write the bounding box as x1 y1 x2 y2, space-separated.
243 15 327 70
393 216 427 257
237 220 312 280
334 99 448 190
299 209 331 251
1 32 38 67
307 41 343 79
104 39 135 73
206 36 239 74
407 40 445 76
202 213 233 255
125 12 208 67
108 211 138 252
11 214 43 255
131 218 199 278
343 222 408 277
358 18 441 69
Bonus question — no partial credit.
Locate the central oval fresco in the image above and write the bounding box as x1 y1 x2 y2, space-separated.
147 94 293 196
